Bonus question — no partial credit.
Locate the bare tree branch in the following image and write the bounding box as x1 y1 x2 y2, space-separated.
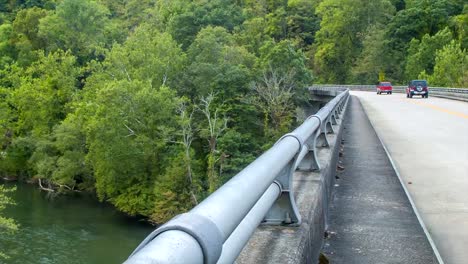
252 67 296 131
123 123 136 137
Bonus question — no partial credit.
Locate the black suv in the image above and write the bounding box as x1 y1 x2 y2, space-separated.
406 80 429 98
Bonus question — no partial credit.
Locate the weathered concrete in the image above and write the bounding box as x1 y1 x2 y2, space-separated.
353 91 468 264
322 96 438 263
236 95 349 264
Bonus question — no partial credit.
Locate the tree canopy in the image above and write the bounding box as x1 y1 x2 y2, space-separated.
0 0 466 224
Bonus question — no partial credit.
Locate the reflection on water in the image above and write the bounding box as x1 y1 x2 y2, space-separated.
0 182 153 264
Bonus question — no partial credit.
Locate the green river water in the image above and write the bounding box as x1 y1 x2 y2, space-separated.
0 182 154 264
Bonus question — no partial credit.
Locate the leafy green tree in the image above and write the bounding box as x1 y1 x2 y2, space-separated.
2 0 466 225
38 0 112 63
86 82 181 216
451 4 468 49
421 40 468 87
236 16 272 55
98 0 156 33
0 87 12 150
314 0 395 83
385 0 464 81
151 151 194 223
51 116 91 190
0 185 18 260
258 39 312 90
0 137 34 179
89 24 186 93
11 7 49 66
239 0 320 53
72 23 189 216
165 0 244 49
183 26 264 190
28 113 92 192
10 50 79 137
0 50 79 182
351 26 388 83
287 0 320 48
183 26 255 100
405 27 453 79
216 129 257 182
0 23 15 68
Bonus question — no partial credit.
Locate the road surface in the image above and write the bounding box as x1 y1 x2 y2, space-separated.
352 91 468 264
323 96 438 263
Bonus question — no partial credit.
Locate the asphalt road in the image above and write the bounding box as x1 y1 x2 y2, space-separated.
323 96 438 263
352 91 468 264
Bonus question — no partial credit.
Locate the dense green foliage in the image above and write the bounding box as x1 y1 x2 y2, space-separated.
0 0 466 223
0 185 18 259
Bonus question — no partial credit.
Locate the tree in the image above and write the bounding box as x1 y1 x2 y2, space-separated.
0 185 18 260
405 28 453 79
11 7 49 66
216 129 258 182
165 0 244 49
239 0 320 54
451 4 468 50
258 39 312 91
89 23 186 92
183 26 256 100
74 23 188 217
38 0 113 63
287 0 320 48
0 23 15 68
0 87 12 151
252 67 295 139
10 50 79 137
385 0 464 81
2 50 79 185
197 93 228 193
173 102 199 205
86 82 182 216
28 113 92 192
422 40 468 87
314 0 395 83
351 26 389 83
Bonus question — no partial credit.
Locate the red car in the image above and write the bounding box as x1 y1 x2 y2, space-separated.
376 82 393 95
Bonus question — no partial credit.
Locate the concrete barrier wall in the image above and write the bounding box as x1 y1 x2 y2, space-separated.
236 91 350 264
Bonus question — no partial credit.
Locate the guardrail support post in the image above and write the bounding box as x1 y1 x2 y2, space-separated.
331 113 338 125
335 109 340 119
297 117 321 172
263 134 302 226
326 116 335 133
313 115 330 147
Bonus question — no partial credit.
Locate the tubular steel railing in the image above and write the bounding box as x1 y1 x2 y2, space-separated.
125 89 350 264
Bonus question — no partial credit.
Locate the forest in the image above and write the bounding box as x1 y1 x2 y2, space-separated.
0 0 466 225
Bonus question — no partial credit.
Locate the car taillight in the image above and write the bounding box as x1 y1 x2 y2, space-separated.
423 86 428 91
410 87 415 91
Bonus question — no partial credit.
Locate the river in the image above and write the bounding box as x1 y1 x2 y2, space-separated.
0 182 154 264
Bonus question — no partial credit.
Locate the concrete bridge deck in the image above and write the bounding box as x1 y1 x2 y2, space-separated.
322 96 438 263
351 91 468 264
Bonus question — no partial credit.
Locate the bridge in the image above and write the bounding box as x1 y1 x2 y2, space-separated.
125 86 467 264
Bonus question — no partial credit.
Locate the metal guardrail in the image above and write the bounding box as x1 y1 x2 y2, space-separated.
125 89 350 264
310 85 468 101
